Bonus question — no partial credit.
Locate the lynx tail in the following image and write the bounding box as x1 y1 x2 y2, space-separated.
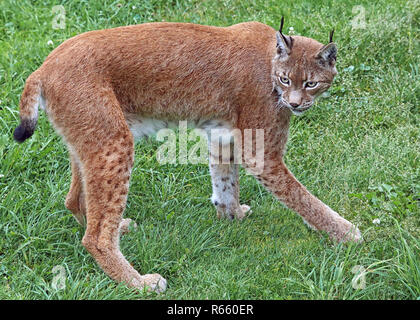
13 70 42 143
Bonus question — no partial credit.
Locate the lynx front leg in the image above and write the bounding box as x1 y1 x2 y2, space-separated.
252 159 362 243
208 135 250 220
209 162 250 220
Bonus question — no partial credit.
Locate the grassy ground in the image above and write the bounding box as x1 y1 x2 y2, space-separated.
0 0 418 300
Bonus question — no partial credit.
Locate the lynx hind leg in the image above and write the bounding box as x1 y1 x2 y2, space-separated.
77 131 166 293
56 92 167 293
65 153 135 234
65 153 86 226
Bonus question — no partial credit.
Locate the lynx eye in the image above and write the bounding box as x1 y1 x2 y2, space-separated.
305 81 318 88
279 76 290 85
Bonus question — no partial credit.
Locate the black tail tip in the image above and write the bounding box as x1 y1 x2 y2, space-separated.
13 123 34 143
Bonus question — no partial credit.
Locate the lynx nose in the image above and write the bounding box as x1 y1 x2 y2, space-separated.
289 103 300 108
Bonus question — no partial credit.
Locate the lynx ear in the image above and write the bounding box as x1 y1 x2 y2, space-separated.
316 42 337 68
276 17 293 59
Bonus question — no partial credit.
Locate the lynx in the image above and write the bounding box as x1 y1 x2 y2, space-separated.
14 19 362 293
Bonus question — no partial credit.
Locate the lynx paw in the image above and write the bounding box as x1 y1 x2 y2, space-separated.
119 218 137 235
239 204 251 218
303 216 362 243
333 221 363 243
240 204 251 213
217 204 251 220
139 273 167 294
232 204 251 220
342 225 363 243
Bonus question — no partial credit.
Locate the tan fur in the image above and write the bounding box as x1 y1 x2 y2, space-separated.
15 21 361 293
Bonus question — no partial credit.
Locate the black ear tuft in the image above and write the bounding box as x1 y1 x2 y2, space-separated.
329 29 334 43
276 16 293 58
279 16 285 34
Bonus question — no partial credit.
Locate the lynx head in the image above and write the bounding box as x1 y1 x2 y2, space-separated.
272 17 338 115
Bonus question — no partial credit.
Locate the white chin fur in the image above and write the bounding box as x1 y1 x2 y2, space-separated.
290 109 305 116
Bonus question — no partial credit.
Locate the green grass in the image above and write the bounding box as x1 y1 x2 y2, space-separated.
0 0 419 300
